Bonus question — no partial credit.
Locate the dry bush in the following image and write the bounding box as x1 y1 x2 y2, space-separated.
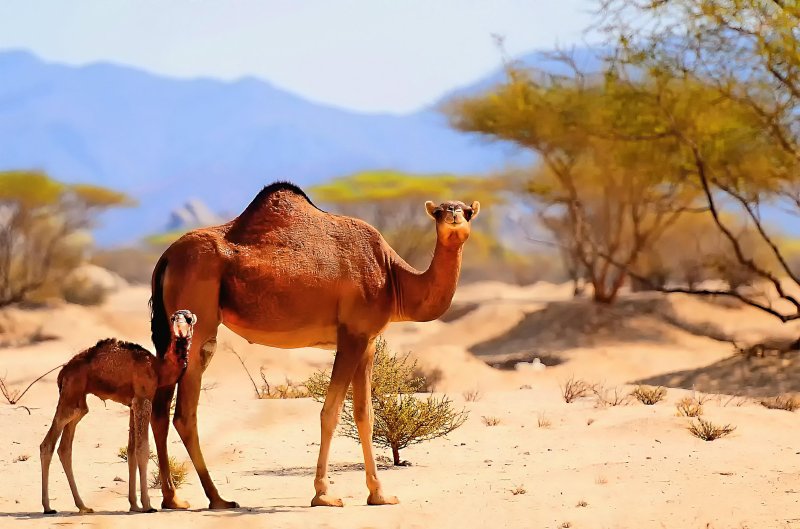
510 485 527 495
117 446 155 462
148 456 189 489
560 376 594 403
718 394 749 407
631 385 667 405
676 397 703 417
688 418 736 441
593 385 631 407
576 500 588 507
537 413 552 428
305 337 468 465
0 375 20 404
258 368 309 399
482 415 501 426
595 476 608 485
462 389 481 402
760 395 800 412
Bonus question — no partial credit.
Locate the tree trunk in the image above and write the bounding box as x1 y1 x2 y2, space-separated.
392 445 401 466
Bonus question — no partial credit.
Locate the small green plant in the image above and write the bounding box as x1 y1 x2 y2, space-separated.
560 376 594 403
760 395 800 412
688 418 736 441
482 415 501 426
148 456 189 489
305 337 468 465
676 397 703 417
631 385 667 405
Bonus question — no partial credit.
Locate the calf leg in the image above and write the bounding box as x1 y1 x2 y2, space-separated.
40 400 78 514
127 409 142 512
133 397 157 513
57 403 92 514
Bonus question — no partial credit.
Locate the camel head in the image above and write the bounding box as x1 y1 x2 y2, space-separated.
425 200 480 246
170 310 197 368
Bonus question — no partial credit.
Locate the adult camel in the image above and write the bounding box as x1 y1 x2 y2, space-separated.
150 182 480 509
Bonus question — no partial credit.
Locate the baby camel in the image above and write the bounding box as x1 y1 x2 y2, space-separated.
40 310 196 515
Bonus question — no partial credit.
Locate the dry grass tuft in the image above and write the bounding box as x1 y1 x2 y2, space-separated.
688 418 736 441
593 385 631 407
760 394 800 412
510 484 527 495
631 385 667 405
576 500 588 507
258 368 309 399
537 413 552 428
462 389 482 402
560 522 573 528
13 454 29 462
676 397 703 417
148 456 189 489
560 376 595 403
482 415 501 426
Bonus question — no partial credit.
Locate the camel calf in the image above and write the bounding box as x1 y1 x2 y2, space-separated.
40 310 196 514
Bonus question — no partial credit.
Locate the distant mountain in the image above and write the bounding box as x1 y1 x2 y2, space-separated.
0 50 529 244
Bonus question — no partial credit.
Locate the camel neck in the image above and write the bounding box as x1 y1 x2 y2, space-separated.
157 336 190 386
392 239 462 322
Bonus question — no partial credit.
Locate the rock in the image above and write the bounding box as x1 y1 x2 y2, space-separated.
167 199 224 231
62 264 127 306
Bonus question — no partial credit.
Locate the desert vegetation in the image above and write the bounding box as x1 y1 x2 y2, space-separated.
688 418 736 442
305 338 468 465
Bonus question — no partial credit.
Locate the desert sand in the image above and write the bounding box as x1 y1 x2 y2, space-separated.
1 282 800 528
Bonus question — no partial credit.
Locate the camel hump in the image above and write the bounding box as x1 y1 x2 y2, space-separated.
242 181 319 214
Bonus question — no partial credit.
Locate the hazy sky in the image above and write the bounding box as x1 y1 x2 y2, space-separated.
0 1 595 114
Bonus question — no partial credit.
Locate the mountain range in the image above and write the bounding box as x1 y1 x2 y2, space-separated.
0 49 542 244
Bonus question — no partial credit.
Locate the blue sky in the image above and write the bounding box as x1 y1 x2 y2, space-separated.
0 0 595 113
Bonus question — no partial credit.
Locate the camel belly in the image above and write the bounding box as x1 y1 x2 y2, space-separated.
221 316 338 350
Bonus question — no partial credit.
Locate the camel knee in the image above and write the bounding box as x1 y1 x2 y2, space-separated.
319 407 340 435
353 402 370 425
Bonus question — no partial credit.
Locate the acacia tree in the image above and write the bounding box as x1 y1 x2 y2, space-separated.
0 170 133 306
447 68 700 303
310 170 504 269
595 0 800 324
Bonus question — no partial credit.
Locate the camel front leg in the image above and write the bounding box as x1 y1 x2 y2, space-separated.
351 344 399 506
311 327 362 507
173 354 238 509
133 397 157 513
128 409 142 512
40 402 77 515
57 405 92 513
151 383 186 509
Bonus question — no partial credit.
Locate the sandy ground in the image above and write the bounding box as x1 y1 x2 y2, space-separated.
1 283 800 528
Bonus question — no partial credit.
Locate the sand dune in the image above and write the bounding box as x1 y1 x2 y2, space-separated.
1 282 799 528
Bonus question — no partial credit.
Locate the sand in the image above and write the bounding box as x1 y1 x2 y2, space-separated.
1 282 799 529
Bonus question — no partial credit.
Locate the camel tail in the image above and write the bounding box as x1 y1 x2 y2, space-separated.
150 256 171 358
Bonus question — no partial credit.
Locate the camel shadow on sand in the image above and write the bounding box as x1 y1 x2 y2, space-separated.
1 506 289 520
246 461 399 478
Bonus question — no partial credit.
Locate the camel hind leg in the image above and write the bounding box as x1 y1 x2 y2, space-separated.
57 397 92 513
40 397 80 514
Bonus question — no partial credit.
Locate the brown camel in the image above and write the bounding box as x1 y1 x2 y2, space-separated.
150 182 480 509
40 310 196 514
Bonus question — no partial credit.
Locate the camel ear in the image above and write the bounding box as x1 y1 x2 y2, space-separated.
190 313 198 325
425 201 438 219
470 201 481 220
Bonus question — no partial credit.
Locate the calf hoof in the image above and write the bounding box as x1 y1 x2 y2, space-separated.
209 499 239 509
78 507 94 514
43 509 57 515
145 507 157 513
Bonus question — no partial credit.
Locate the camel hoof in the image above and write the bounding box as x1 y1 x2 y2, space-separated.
161 497 190 510
208 499 239 510
367 493 400 506
145 507 158 513
129 506 143 513
78 507 94 514
43 509 57 515
311 494 344 507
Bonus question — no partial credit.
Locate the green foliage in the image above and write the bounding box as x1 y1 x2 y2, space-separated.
0 170 133 306
306 337 468 465
310 170 504 269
